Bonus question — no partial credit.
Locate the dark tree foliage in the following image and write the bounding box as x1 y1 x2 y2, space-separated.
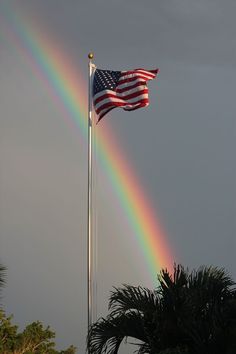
0 310 77 353
0 263 6 296
88 264 236 354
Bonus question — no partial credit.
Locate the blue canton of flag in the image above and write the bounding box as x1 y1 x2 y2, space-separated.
92 68 159 123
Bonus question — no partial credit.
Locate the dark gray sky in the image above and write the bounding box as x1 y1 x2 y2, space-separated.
0 0 235 352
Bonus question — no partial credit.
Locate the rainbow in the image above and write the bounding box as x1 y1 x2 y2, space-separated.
0 3 174 283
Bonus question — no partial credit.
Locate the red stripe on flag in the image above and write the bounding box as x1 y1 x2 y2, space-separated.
116 81 147 94
118 75 153 86
94 89 148 106
96 97 149 115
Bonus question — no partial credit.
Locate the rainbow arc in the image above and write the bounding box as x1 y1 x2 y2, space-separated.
0 3 174 283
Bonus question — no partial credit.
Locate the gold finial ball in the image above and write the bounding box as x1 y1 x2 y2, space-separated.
88 53 94 60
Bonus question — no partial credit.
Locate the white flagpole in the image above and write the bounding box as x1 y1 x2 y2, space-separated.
87 52 95 336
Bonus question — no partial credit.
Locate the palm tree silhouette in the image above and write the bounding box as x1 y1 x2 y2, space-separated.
0 263 6 304
88 264 236 354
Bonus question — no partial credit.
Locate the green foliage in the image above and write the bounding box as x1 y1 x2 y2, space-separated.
0 310 77 354
87 264 236 354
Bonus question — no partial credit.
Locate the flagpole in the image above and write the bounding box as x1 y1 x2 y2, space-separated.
87 52 94 337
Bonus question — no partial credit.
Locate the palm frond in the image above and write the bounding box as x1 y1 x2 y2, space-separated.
188 266 235 295
88 312 148 354
158 264 189 295
109 285 159 317
0 264 6 289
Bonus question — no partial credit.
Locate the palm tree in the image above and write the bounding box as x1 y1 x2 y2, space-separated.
87 264 236 354
0 263 6 294
0 262 6 310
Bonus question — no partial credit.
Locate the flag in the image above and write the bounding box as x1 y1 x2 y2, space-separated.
93 68 159 122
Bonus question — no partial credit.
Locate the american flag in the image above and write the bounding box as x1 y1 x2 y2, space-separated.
93 68 159 122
